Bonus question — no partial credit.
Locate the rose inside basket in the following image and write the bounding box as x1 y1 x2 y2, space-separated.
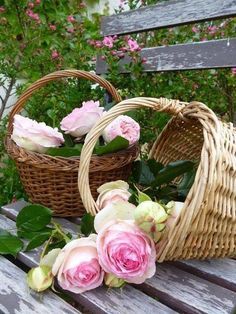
7 101 140 217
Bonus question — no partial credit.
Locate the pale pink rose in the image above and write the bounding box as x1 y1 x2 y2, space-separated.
11 115 64 153
60 100 104 138
102 36 114 48
102 115 140 145
96 184 131 210
166 201 183 230
127 39 140 52
52 235 104 294
97 220 156 284
94 201 135 234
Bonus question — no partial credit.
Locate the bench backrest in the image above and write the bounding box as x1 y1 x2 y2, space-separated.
96 0 236 74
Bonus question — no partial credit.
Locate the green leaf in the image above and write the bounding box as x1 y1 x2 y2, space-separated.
152 160 195 187
132 160 155 186
63 133 75 147
178 169 196 198
26 232 52 251
16 204 52 232
17 227 53 240
0 229 24 257
147 159 164 175
95 136 129 156
81 213 95 236
138 190 152 203
46 144 83 157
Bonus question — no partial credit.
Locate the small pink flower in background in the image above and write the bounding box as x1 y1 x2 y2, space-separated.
120 47 127 52
35 0 41 4
97 220 156 284
127 38 140 52
11 115 64 153
91 56 96 61
201 37 207 42
67 15 76 23
103 115 140 145
52 235 104 293
142 57 147 64
208 25 218 35
0 6 5 13
49 24 56 31
192 26 199 33
87 39 95 46
67 27 75 33
102 36 114 48
60 100 104 138
79 2 86 8
101 55 106 60
231 68 236 75
26 9 40 23
117 52 125 59
28 2 34 9
51 50 60 59
95 40 103 48
193 83 199 90
110 50 117 56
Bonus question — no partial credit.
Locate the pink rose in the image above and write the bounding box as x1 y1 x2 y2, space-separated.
0 6 5 13
11 115 64 153
52 235 104 294
102 115 140 145
96 189 131 210
97 220 156 284
96 180 131 210
127 39 140 52
60 101 104 138
102 36 114 48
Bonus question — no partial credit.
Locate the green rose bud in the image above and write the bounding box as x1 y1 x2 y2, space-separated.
104 273 125 288
27 266 53 292
134 201 169 243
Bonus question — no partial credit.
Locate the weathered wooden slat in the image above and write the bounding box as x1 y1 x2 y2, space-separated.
140 264 236 314
101 0 236 36
0 208 175 314
174 259 236 292
96 38 236 74
0 257 81 314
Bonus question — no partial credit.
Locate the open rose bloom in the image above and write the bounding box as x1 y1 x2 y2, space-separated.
11 115 64 153
60 100 104 138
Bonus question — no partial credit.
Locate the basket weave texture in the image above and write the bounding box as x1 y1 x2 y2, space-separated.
78 97 236 262
5 70 139 217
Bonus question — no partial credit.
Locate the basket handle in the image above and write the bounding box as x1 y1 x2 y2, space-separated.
7 69 122 133
78 97 188 216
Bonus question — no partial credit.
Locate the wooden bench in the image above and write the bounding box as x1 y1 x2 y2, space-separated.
1 1 236 313
0 200 236 314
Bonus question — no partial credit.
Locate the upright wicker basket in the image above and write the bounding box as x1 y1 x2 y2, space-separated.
78 97 236 261
5 70 139 217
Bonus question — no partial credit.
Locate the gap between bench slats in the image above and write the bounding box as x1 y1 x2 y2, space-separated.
173 259 236 292
101 0 236 36
0 256 81 314
2 201 236 314
0 210 175 314
96 38 236 74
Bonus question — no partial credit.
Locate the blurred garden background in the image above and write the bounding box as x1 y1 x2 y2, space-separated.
0 0 235 206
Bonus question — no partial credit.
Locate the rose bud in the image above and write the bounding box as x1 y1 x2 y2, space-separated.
27 266 53 292
104 273 125 288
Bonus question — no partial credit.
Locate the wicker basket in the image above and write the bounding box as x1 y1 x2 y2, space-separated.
78 97 236 261
5 70 139 217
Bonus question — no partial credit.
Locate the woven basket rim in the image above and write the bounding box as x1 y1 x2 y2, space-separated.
5 135 139 172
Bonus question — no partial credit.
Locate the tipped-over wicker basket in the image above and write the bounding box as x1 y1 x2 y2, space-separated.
78 97 236 262
5 70 139 217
